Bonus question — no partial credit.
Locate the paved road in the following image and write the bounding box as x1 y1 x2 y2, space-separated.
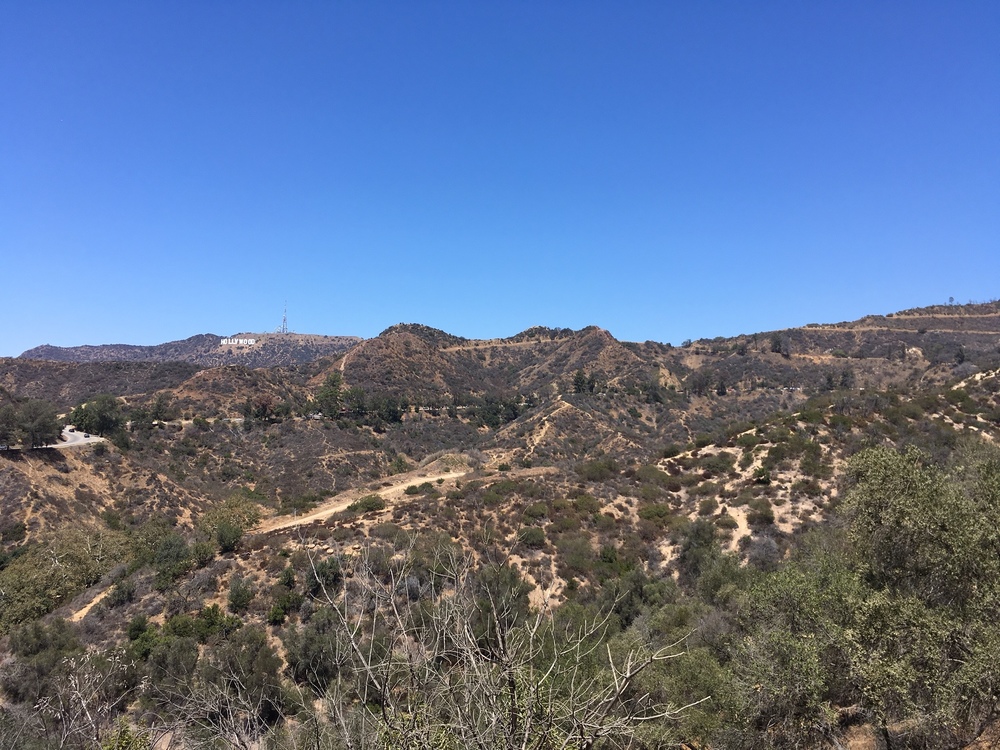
55 427 106 448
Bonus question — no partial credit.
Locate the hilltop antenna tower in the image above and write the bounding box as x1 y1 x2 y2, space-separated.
277 303 289 334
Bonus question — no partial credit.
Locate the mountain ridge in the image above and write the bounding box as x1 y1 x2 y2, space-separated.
19 332 361 368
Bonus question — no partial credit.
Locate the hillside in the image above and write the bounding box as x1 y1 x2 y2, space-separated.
20 332 361 369
2 301 1000 749
0 358 203 409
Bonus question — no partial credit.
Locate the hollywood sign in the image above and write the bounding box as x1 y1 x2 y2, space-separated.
220 338 258 346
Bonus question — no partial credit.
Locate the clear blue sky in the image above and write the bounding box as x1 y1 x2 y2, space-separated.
2 2 997 356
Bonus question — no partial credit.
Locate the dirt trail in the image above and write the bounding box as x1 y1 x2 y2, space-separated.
809 325 1000 334
528 398 570 452
70 588 111 622
441 339 555 352
256 468 468 534
338 347 354 373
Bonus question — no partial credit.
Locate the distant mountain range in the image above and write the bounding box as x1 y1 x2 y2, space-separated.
19 332 361 368
5 300 1000 749
6 301 998 430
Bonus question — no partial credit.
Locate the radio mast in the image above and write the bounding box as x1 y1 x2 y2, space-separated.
277 303 289 334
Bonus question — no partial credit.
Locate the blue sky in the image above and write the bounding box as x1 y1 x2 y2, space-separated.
2 2 997 356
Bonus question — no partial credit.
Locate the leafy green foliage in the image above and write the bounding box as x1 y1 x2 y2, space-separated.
307 557 344 597
518 526 546 549
70 394 124 437
228 575 255 613
347 493 387 513
200 494 263 536
314 371 343 417
216 520 243 553
15 399 61 448
576 457 618 482
0 529 128 632
283 607 348 694
1 618 82 703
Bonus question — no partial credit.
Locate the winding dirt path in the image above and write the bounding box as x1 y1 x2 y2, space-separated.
256 468 468 534
528 398 570 453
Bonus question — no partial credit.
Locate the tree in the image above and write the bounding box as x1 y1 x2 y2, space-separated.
841 443 1000 745
0 403 19 446
70 394 123 437
769 334 791 358
149 392 175 422
216 520 243 554
228 575 255 613
315 372 343 418
18 399 61 448
846 445 993 609
731 550 861 748
143 627 283 750
33 649 139 749
302 544 702 749
368 393 404 423
685 370 713 397
343 386 367 417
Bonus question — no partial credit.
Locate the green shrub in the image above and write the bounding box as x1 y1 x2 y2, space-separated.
638 504 675 528
267 605 286 626
347 494 387 513
200 495 263 540
576 458 618 482
106 578 137 608
548 512 581 533
191 540 216 567
636 464 670 486
481 490 503 507
661 444 682 459
797 407 825 425
699 452 736 475
489 479 519 496
0 521 27 544
791 478 823 497
747 498 775 526
640 483 662 501
370 523 410 547
518 527 546 549
307 557 343 596
715 513 739 530
698 497 719 516
678 472 704 488
523 502 548 520
595 513 618 532
389 455 412 474
690 481 721 498
126 614 149 641
228 575 255 613
574 494 601 514
152 533 192 590
556 534 597 578
216 520 243 553
279 493 322 515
